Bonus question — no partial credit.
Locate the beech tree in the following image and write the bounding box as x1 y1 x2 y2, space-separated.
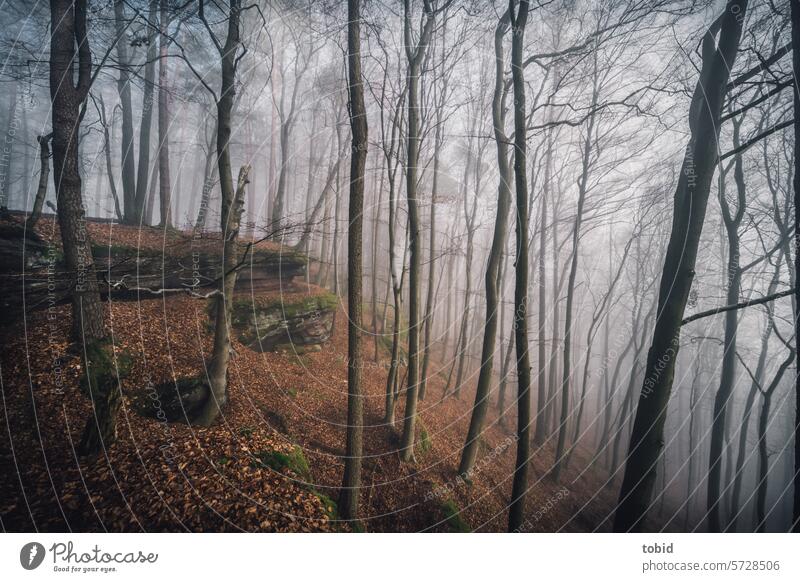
339 0 368 523
614 0 749 532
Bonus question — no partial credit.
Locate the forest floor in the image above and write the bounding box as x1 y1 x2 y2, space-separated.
1 220 644 532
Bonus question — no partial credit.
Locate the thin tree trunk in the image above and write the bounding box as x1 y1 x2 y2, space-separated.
508 0 532 532
114 0 136 222
459 9 512 477
26 134 52 230
50 0 112 455
158 0 172 227
790 0 800 533
196 0 245 427
399 0 436 462
707 121 746 531
339 0 367 522
133 0 158 224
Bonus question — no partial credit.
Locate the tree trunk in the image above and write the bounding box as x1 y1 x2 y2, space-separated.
50 0 113 455
26 134 52 230
339 0 367 522
114 0 136 223
552 78 598 481
399 0 435 462
196 0 245 427
614 0 748 532
508 0 532 532
0 82 17 209
133 0 159 224
459 9 512 477
707 121 746 531
158 0 172 227
790 0 800 533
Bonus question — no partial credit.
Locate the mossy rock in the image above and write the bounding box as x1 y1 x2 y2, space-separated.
252 446 311 480
440 499 471 533
234 293 337 352
416 420 433 456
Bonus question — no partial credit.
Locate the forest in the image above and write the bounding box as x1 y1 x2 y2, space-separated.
0 0 799 533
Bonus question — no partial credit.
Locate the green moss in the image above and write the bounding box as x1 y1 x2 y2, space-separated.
79 341 132 399
440 499 471 533
238 426 254 438
253 446 311 480
91 243 162 259
314 492 339 520
416 421 432 456
231 292 337 332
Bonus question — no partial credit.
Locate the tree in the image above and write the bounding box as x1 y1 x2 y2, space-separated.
459 8 512 478
508 0 532 532
195 0 249 426
113 0 136 222
790 0 800 533
614 0 748 532
49 0 123 457
339 0 368 523
158 0 172 227
399 0 438 462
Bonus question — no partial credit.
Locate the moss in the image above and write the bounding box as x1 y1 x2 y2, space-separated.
253 446 311 480
238 426 254 438
440 499 471 533
416 420 432 456
79 341 132 399
314 492 339 520
90 243 162 260
231 292 337 334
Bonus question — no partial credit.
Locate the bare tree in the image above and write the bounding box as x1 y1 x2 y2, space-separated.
339 0 368 523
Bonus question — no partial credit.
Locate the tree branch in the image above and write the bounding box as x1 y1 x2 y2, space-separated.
682 288 795 326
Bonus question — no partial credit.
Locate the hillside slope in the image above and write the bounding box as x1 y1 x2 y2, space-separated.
0 221 628 532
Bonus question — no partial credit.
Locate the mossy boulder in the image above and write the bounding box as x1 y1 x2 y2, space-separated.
234 293 337 352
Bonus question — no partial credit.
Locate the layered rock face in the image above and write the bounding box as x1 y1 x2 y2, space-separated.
0 217 307 316
233 294 338 353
